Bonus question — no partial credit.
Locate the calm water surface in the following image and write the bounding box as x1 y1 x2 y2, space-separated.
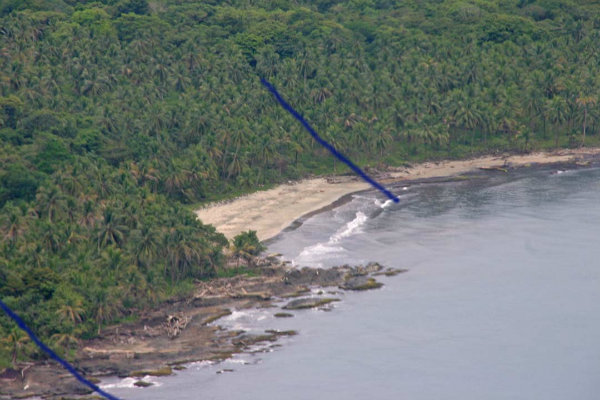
106 166 600 399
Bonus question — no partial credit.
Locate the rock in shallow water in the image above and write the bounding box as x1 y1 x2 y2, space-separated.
282 297 340 310
339 276 383 291
134 380 153 387
274 312 294 318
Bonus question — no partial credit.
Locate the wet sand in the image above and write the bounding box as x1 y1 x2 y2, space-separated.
196 148 600 241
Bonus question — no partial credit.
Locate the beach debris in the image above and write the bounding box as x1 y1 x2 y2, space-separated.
164 313 191 339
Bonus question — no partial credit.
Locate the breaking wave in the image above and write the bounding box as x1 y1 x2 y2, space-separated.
330 211 368 243
101 376 163 390
374 199 395 209
296 211 369 265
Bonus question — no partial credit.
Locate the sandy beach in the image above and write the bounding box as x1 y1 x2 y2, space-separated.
196 148 600 241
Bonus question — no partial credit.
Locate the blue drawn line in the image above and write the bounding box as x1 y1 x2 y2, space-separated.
0 298 122 400
261 78 399 203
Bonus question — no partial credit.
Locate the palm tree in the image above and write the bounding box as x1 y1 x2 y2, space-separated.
97 208 128 248
372 129 392 157
130 226 159 268
172 65 191 92
547 96 567 147
1 206 23 245
522 89 545 141
91 293 119 334
258 135 276 167
35 185 65 223
78 200 96 229
165 233 204 281
453 98 483 147
576 95 596 146
226 151 244 179
162 168 187 199
51 332 79 352
153 62 168 84
101 246 124 271
40 222 61 253
56 298 85 325
231 230 265 267
1 328 29 366
323 130 342 172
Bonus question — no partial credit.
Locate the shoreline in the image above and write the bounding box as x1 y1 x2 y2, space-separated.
3 148 600 399
196 148 600 242
0 261 403 399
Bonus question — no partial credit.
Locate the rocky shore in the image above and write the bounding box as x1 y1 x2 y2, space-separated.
0 258 405 399
4 150 600 399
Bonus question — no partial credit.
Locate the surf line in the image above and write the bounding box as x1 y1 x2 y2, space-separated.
0 298 122 400
260 78 399 203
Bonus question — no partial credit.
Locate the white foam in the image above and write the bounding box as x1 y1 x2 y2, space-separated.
298 242 345 258
380 199 395 209
217 309 272 331
226 310 252 321
294 211 369 265
225 357 251 364
189 360 215 369
330 211 368 243
100 376 162 389
100 377 138 389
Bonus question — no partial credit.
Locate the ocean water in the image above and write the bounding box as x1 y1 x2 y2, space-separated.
106 166 600 400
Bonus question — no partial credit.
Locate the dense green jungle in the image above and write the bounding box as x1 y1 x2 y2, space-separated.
1 0 600 366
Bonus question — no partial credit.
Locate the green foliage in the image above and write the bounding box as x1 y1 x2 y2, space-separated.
232 230 265 257
72 7 109 24
0 96 24 129
117 0 149 16
0 165 40 206
2 0 600 367
33 137 72 174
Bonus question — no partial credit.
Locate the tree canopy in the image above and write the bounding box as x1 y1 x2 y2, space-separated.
2 0 600 366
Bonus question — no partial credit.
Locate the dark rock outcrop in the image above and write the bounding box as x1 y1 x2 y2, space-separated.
282 297 340 310
339 276 383 291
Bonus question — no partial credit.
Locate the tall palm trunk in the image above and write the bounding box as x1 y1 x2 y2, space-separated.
582 107 587 147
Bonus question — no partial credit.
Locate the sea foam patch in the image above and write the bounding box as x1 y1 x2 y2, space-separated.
100 376 163 390
295 210 370 266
